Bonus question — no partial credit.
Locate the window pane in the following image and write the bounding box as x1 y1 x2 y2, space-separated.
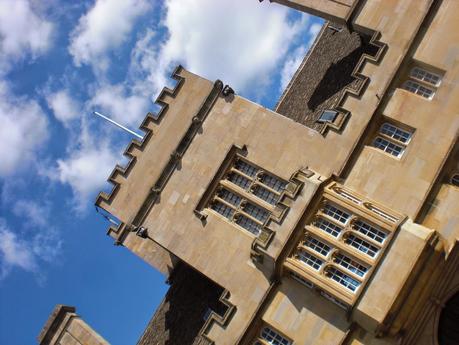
410 67 441 86
297 250 323 270
334 253 368 277
373 136 404 157
234 159 257 177
259 173 287 192
228 172 251 190
217 188 241 207
380 123 412 143
327 267 361 292
211 201 234 219
345 235 379 257
242 202 269 223
304 236 331 257
235 214 262 235
403 80 435 99
260 327 292 345
323 204 351 224
252 185 279 205
353 220 387 243
314 218 343 237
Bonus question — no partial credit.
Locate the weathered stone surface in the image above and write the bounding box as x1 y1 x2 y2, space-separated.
137 263 227 345
276 22 379 132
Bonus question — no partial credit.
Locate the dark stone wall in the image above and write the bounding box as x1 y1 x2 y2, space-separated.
275 23 379 131
137 263 227 345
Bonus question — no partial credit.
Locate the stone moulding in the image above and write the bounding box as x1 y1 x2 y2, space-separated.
95 65 186 209
95 65 224 244
319 29 387 135
250 168 314 264
200 290 236 344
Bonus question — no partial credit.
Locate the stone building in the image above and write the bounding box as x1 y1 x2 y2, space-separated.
39 0 459 344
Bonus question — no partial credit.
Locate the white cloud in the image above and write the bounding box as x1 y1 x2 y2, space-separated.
55 142 119 212
89 83 150 127
0 81 49 177
129 0 311 100
0 221 37 279
0 207 62 280
45 89 81 126
0 0 53 74
279 22 323 92
13 200 50 229
69 0 151 72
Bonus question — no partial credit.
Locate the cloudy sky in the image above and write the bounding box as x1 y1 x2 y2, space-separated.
0 1 322 344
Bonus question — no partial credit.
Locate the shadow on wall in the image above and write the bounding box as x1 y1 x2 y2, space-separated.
137 262 228 345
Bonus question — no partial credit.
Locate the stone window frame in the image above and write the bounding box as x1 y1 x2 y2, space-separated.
253 325 293 345
194 145 305 249
401 63 444 100
371 121 414 159
284 182 404 308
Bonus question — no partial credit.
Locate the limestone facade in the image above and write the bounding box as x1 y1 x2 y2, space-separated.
40 0 459 344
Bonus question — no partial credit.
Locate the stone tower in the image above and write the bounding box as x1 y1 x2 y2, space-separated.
38 305 109 345
41 0 459 344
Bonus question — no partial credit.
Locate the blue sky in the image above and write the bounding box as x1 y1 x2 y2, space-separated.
0 1 323 344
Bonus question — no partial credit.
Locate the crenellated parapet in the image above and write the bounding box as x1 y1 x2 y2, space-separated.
95 65 186 208
95 66 223 248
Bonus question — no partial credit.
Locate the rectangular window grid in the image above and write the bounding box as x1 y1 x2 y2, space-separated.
259 173 287 192
242 202 270 223
410 67 441 86
334 253 368 277
297 250 323 271
211 201 234 219
373 136 404 157
228 172 251 190
380 123 412 144
403 80 435 99
235 214 262 236
253 185 279 205
218 188 241 207
259 327 292 345
315 218 343 237
323 204 351 224
327 267 361 292
208 157 289 238
353 220 387 244
345 235 379 258
305 236 331 257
